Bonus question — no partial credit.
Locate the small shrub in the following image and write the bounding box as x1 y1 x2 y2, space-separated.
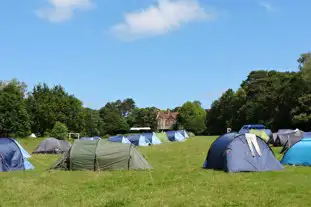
50 122 68 140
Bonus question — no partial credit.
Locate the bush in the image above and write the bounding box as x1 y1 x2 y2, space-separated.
50 122 68 140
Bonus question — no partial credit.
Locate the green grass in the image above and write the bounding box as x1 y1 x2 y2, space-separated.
1 136 311 207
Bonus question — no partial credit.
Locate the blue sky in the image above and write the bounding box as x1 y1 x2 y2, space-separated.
1 0 310 109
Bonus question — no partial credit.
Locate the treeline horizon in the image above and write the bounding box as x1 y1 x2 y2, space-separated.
1 52 311 137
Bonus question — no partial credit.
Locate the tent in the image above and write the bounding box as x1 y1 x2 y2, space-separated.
239 124 266 134
108 135 131 144
281 138 311 166
269 129 304 148
203 133 284 173
127 134 151 146
32 138 71 154
178 130 189 138
249 129 270 142
155 132 169 142
80 136 102 141
51 139 152 171
29 133 36 138
166 131 185 142
142 133 161 145
0 138 34 172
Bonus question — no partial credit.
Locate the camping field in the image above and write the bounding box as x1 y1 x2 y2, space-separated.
1 137 311 207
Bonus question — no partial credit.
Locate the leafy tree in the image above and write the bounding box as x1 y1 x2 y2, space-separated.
27 84 84 136
0 80 31 137
99 107 129 135
104 98 136 117
177 101 206 134
82 108 102 137
127 107 158 130
50 122 68 140
298 53 311 83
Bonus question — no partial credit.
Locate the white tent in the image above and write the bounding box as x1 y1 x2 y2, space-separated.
29 133 37 138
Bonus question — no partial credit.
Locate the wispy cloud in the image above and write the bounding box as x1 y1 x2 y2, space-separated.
259 2 278 13
36 0 94 23
111 0 216 40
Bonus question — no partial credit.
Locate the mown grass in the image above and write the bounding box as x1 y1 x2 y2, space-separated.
1 136 311 207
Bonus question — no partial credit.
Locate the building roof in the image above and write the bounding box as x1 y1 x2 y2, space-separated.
156 111 179 120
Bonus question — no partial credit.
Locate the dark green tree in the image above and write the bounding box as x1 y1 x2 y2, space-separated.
27 84 84 136
127 107 158 130
0 80 31 137
82 108 102 136
99 107 129 135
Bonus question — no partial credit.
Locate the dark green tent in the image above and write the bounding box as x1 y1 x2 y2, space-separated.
52 140 152 171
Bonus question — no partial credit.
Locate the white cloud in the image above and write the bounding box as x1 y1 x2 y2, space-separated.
36 0 94 23
259 2 278 13
111 0 215 40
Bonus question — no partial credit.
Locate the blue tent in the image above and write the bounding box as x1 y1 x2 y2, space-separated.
142 133 161 145
127 134 151 146
203 133 284 173
0 138 34 172
281 138 311 166
80 136 102 141
239 124 266 134
303 132 311 138
108 135 131 144
178 130 189 138
166 131 185 142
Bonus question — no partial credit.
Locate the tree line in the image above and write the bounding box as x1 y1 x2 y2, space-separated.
206 52 311 134
0 81 207 138
2 52 310 137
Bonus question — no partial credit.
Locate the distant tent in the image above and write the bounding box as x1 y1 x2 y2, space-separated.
249 129 270 142
80 136 102 141
203 133 284 173
0 138 34 172
269 129 303 148
32 138 71 154
155 132 169 142
142 133 161 145
166 131 185 142
29 133 37 138
108 135 131 144
178 130 189 138
51 139 152 171
281 138 311 166
127 134 151 146
239 124 266 134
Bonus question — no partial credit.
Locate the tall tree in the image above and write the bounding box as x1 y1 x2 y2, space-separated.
127 107 158 130
177 101 206 134
99 106 129 135
0 80 30 137
82 108 102 136
27 84 84 135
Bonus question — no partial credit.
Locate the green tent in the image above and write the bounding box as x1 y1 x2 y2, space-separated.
155 132 169 142
249 129 270 142
51 140 152 171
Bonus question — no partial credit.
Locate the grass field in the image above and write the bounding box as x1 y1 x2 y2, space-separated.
1 136 311 207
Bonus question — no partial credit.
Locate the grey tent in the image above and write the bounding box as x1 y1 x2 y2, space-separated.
269 129 303 147
52 139 152 171
32 138 71 154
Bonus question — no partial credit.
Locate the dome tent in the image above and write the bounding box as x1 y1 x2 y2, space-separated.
32 138 71 154
203 133 284 173
127 134 151 146
142 133 162 145
29 133 36 138
281 138 311 166
0 138 34 172
51 139 152 171
178 130 189 138
108 135 131 144
166 131 185 142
